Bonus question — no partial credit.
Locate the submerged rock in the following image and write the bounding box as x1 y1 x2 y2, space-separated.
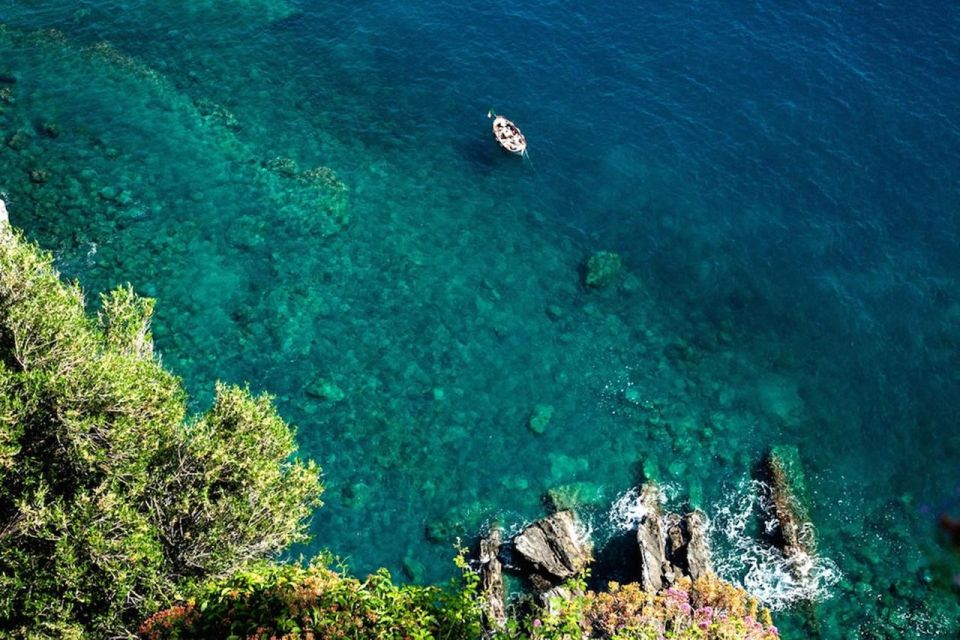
478 527 507 629
513 510 591 582
35 120 59 138
547 452 589 481
263 155 299 177
401 553 425 583
527 403 554 434
6 129 28 151
28 168 49 184
305 379 345 402
583 251 624 288
544 482 605 512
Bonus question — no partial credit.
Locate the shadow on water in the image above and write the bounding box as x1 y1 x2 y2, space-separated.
462 137 505 173
588 529 642 591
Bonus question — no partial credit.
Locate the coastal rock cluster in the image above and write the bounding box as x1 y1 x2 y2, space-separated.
476 466 816 632
635 483 712 592
478 510 592 627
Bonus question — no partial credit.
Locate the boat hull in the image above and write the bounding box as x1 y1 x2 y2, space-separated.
491 115 526 155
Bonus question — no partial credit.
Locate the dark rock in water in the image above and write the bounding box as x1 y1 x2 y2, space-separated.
262 155 299 178
425 520 457 544
194 98 242 130
28 168 49 184
6 130 29 151
401 553 425 583
583 251 624 288
478 527 507 629
514 510 591 582
0 73 16 84
764 445 815 578
636 483 668 592
35 120 60 139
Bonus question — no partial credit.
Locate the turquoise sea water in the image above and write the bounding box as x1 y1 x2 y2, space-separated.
2 0 960 636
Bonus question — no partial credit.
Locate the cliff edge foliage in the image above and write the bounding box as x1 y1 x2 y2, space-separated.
0 227 321 638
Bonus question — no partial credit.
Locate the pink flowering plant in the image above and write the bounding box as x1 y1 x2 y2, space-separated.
523 574 779 640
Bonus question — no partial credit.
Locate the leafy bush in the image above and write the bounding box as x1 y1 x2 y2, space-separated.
139 556 484 640
0 228 322 638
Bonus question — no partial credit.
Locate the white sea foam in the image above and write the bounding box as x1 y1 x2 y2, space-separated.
606 483 681 532
608 486 648 531
711 479 841 610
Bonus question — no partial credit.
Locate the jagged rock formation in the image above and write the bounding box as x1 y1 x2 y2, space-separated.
765 445 815 578
636 483 713 592
513 510 591 582
636 483 668 592
684 509 712 579
478 527 506 629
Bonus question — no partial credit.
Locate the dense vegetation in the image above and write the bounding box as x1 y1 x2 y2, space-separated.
139 559 483 640
0 227 321 637
0 225 780 639
140 566 778 640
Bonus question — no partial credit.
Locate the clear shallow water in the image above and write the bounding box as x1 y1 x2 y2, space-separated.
2 0 960 636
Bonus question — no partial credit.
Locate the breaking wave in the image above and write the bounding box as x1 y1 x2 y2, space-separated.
607 486 649 531
711 479 841 610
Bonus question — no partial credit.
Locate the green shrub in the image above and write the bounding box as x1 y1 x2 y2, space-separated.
0 229 322 638
139 556 483 640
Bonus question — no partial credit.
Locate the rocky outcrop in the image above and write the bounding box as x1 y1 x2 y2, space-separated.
684 510 712 579
636 483 713 592
0 199 8 226
765 446 814 578
514 510 591 582
478 527 506 629
636 483 668 592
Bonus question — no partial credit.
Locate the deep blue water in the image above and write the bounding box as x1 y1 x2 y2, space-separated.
2 0 960 636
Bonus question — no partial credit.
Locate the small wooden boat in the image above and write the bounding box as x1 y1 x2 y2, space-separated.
488 111 527 155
